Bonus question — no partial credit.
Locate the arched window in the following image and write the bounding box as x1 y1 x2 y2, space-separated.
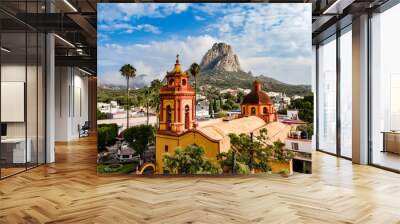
166 105 172 130
182 79 186 85
185 105 190 129
263 107 267 114
242 107 246 114
251 107 256 115
169 78 174 86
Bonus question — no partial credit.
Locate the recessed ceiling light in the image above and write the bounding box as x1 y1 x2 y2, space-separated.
54 34 75 48
78 67 92 76
1 47 11 53
63 0 78 12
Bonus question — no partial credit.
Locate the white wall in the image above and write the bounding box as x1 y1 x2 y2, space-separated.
285 139 312 153
55 67 89 141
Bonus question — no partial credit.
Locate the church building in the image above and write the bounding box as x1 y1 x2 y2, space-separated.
241 80 278 123
155 56 289 174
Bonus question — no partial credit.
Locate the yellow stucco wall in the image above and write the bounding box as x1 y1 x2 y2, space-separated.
243 104 259 116
159 99 175 131
242 104 272 116
155 131 220 173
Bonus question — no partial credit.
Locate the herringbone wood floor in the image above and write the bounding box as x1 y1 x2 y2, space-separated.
1 135 400 224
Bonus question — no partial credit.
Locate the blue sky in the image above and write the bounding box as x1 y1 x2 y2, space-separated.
98 3 312 86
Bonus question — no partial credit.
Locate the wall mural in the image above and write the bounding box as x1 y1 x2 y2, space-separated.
97 3 313 175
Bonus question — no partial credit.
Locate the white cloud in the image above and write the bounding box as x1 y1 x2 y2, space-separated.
100 23 160 34
194 15 205 21
98 35 219 85
98 3 190 22
210 4 311 59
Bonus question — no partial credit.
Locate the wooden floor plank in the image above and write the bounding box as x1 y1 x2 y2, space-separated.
0 135 400 223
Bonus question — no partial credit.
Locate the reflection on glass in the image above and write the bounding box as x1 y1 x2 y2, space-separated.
27 31 38 169
1 32 27 177
318 37 337 154
371 3 400 171
340 29 352 158
38 33 46 165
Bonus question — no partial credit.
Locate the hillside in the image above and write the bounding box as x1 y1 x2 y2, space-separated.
197 69 311 96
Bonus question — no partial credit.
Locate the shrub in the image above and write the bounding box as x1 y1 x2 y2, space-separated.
279 168 290 177
215 111 228 118
236 161 250 174
97 108 108 120
97 123 119 149
254 161 271 172
103 164 123 172
123 124 155 156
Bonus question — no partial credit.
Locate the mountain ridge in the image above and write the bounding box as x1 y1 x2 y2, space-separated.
196 42 311 96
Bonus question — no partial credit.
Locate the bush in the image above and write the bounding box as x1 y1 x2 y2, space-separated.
97 163 137 174
254 161 271 172
215 111 228 118
97 123 119 149
103 164 123 172
236 161 250 174
123 125 155 156
97 108 108 120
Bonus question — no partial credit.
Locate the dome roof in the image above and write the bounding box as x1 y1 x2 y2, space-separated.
242 80 273 105
166 54 188 77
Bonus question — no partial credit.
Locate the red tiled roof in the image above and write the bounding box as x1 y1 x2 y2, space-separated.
280 119 306 125
242 90 273 105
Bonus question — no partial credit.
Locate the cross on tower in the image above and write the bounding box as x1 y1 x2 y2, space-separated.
176 54 179 64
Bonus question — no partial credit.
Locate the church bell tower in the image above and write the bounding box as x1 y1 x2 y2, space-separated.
158 55 196 134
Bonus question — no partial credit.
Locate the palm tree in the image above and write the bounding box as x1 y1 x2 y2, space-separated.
141 87 152 125
120 64 136 129
189 63 200 120
150 79 162 127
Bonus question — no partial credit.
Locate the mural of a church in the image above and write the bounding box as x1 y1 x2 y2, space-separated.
155 56 291 173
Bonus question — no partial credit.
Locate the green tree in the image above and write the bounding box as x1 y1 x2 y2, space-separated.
120 64 137 129
190 63 201 117
221 99 238 111
288 95 313 123
277 108 287 115
162 144 221 174
140 87 153 125
149 79 163 127
270 141 294 163
123 124 155 156
205 87 221 116
297 123 314 139
236 91 244 104
218 129 294 174
208 103 213 118
97 123 119 150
